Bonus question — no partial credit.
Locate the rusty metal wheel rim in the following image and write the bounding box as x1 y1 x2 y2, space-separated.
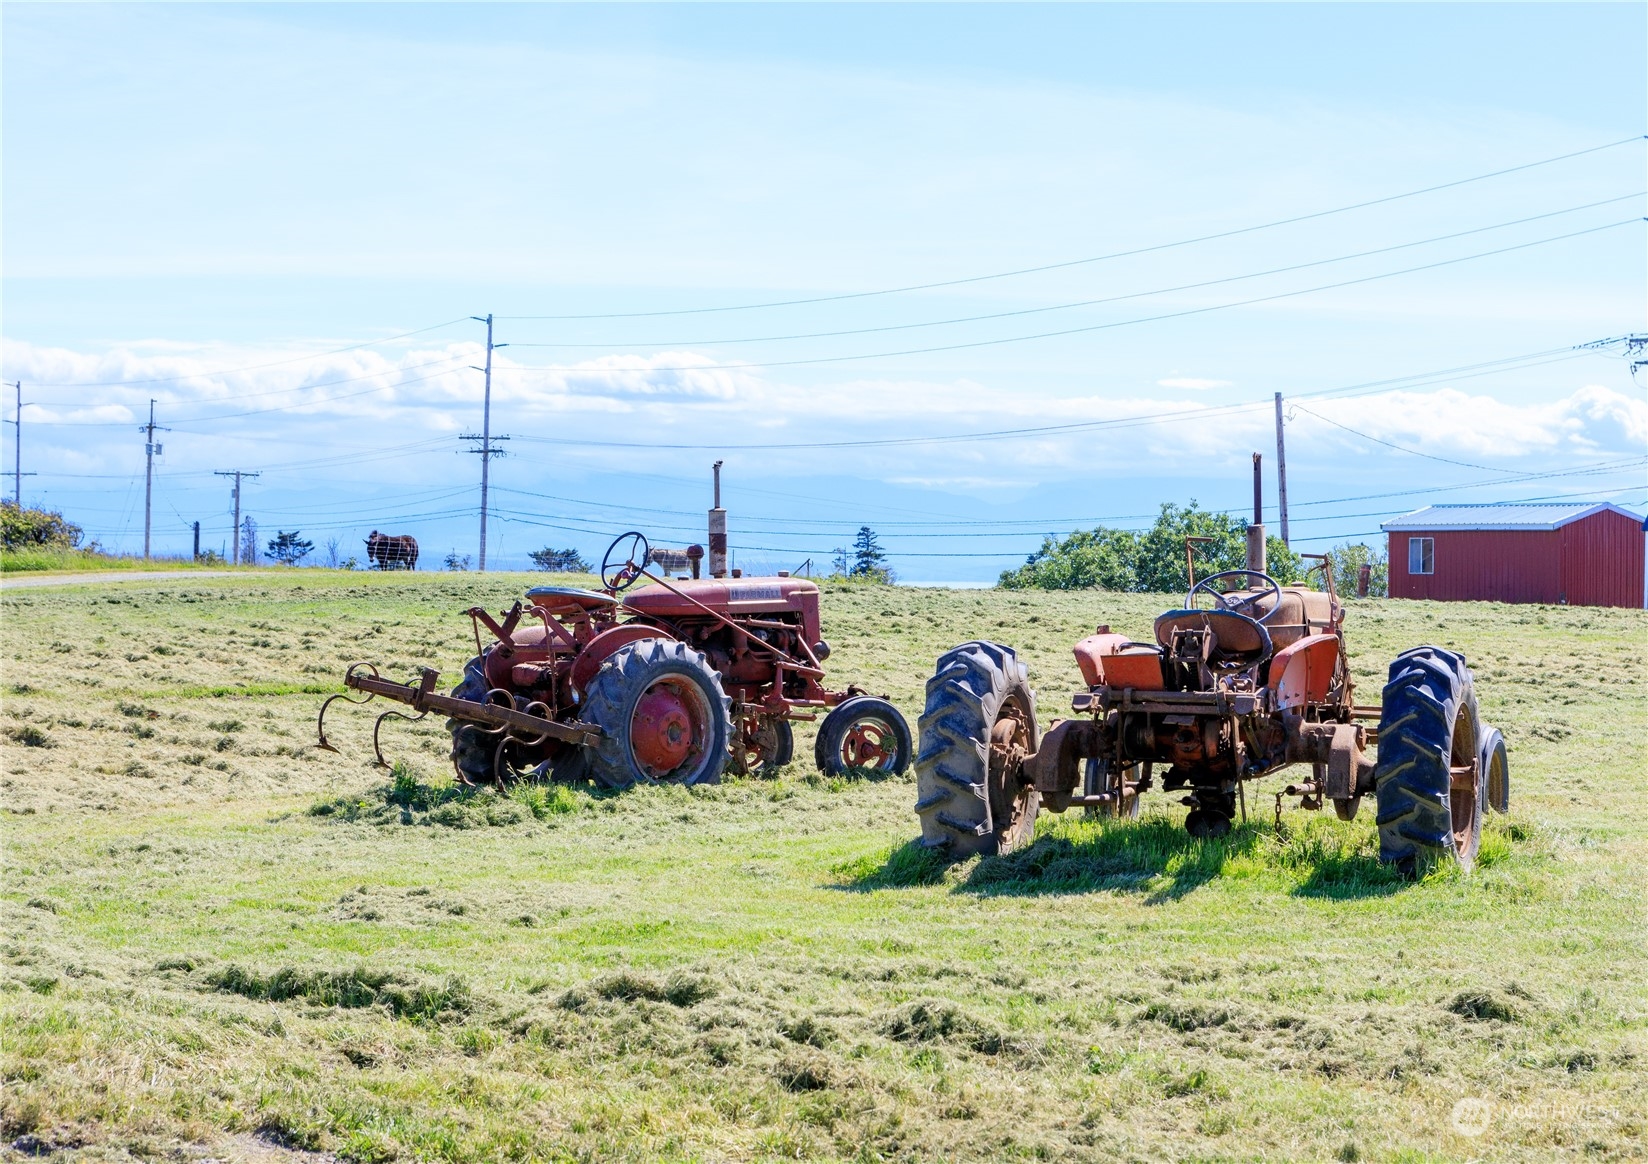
837 714 898 772
987 700 1034 841
742 717 784 773
1449 706 1479 862
629 675 713 781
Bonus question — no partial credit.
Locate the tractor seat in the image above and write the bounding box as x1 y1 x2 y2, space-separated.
525 586 619 616
1153 609 1274 668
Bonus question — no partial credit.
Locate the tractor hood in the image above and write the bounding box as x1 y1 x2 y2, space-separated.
623 576 819 620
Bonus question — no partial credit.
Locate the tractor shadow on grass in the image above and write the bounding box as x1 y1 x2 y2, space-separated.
843 814 1406 902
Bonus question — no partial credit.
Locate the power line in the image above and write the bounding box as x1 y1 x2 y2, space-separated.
496 218 1643 377
499 135 1647 321
504 193 1646 350
492 454 1647 531
1288 403 1523 474
506 341 1599 452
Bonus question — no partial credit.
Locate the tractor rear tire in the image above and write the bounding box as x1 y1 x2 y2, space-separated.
815 696 912 778
913 641 1039 859
1374 646 1481 876
579 638 732 790
448 655 500 786
1480 724 1509 814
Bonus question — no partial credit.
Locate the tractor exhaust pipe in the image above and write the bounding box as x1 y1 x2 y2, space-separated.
709 460 728 578
1247 452 1267 575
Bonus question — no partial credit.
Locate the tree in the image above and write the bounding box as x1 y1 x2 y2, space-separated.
443 550 472 571
850 526 892 583
324 537 343 568
528 547 591 572
0 502 83 550
999 502 1301 593
239 517 259 565
266 530 314 566
830 546 851 576
1328 540 1388 598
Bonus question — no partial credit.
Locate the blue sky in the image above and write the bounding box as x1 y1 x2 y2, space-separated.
3 3 1644 579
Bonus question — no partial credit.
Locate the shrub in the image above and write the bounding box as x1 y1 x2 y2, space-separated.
0 502 83 551
999 501 1300 591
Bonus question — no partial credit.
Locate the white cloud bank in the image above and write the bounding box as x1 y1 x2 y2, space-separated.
3 338 1641 491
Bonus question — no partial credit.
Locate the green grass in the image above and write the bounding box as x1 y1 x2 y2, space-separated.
0 547 246 573
1 572 1643 1162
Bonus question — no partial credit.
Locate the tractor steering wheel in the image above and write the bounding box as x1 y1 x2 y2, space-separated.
601 531 651 593
1187 569 1283 624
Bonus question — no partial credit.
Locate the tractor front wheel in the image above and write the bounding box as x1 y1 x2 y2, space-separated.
1084 757 1141 819
1480 724 1509 814
1374 646 1482 876
580 639 732 790
913 641 1039 858
815 696 912 778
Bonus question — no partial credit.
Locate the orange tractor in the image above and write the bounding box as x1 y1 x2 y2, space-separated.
913 550 1509 875
318 532 911 788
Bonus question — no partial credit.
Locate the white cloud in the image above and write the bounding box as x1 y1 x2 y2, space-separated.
1305 385 1648 460
5 337 1642 498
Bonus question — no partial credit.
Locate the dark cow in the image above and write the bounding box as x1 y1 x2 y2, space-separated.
365 531 419 570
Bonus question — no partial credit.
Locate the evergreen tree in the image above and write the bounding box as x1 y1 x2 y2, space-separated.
850 526 892 582
266 530 314 566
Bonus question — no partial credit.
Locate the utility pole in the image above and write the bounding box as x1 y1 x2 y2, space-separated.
1274 392 1291 548
9 383 21 504
460 314 509 572
214 470 260 565
3 382 36 505
140 400 170 560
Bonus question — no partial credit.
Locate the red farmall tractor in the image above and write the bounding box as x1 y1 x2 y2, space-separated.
913 552 1509 876
318 532 911 789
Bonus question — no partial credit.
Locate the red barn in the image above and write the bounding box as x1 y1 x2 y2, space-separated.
1382 502 1645 608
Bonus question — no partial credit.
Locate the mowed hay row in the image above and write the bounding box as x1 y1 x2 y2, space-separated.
2 574 1645 1163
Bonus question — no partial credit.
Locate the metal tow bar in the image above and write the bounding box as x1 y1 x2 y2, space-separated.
315 662 603 768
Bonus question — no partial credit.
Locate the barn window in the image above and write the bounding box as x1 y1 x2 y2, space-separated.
1408 537 1434 575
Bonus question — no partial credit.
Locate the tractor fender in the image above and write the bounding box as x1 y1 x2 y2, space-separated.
569 625 679 696
1269 633 1341 710
1073 632 1166 691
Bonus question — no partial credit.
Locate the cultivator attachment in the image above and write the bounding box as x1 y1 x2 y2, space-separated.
315 662 603 780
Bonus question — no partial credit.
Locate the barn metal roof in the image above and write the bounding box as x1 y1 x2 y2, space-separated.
1380 502 1645 533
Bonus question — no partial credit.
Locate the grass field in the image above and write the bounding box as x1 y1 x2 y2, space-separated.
2 571 1644 1163
0 550 238 575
